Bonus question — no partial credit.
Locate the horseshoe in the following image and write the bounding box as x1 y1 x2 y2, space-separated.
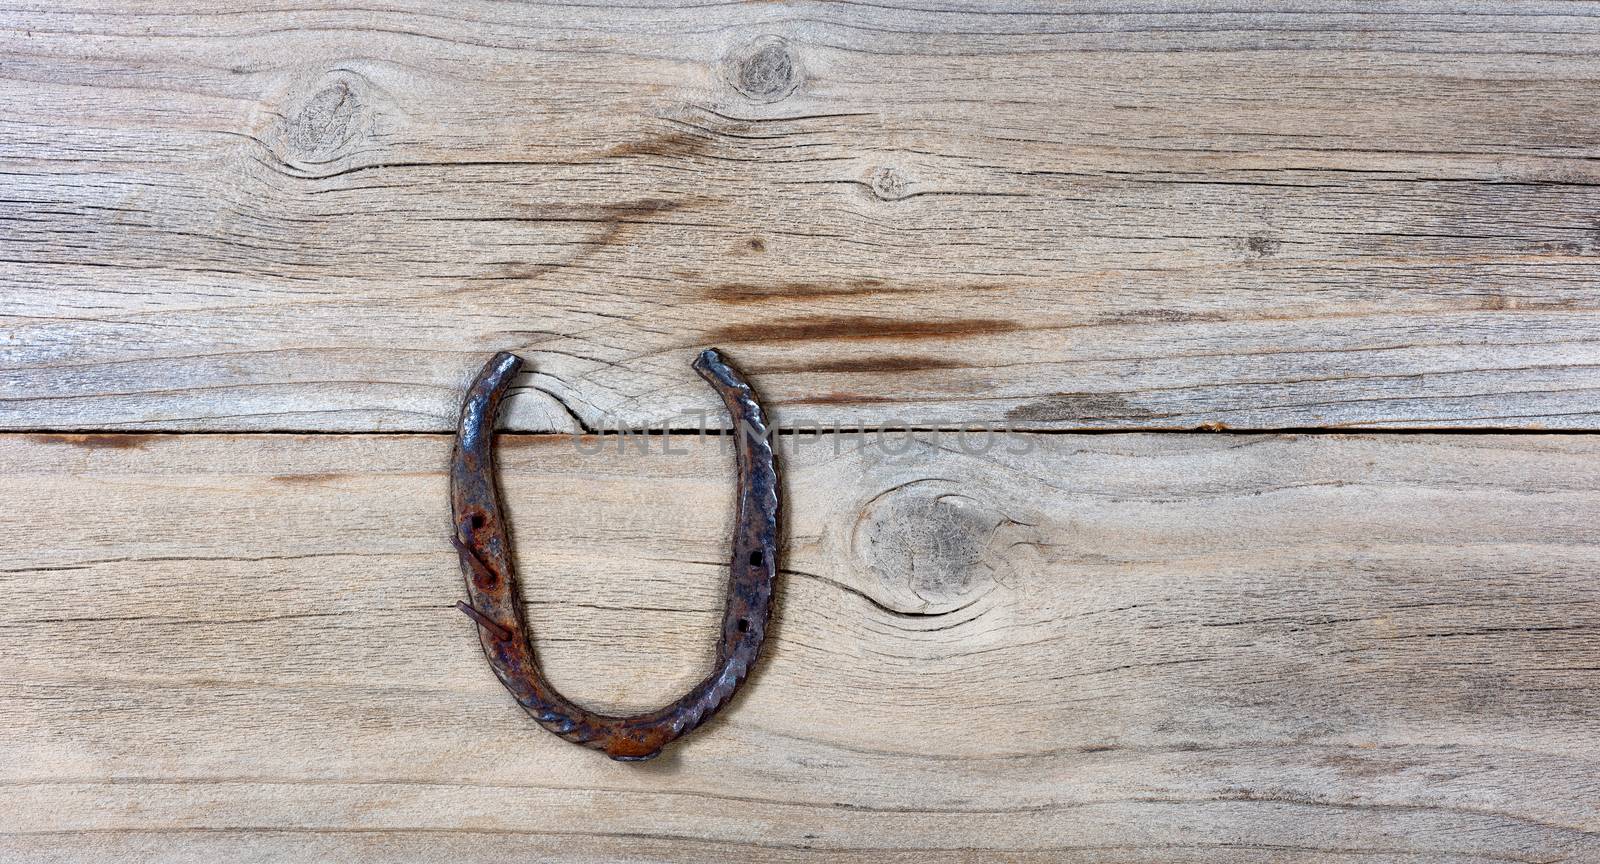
449 349 780 761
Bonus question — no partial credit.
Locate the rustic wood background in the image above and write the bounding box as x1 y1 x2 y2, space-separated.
2 2 1598 861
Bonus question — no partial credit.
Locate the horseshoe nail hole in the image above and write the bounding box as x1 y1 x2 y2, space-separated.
748 549 763 567
470 513 487 530
737 618 750 633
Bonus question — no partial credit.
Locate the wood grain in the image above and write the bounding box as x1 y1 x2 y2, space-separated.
3 2 1600 431
2 431 1596 861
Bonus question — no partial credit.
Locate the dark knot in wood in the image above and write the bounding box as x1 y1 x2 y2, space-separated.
725 35 802 103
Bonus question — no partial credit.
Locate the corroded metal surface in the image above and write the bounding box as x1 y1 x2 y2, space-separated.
449 349 780 761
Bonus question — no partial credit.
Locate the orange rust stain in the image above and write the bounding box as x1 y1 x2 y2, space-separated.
784 392 909 406
704 280 900 304
31 433 154 450
270 472 346 485
500 434 585 449
705 280 1007 304
507 196 691 236
710 315 1021 343
610 198 684 216
770 355 964 374
586 197 690 251
601 130 714 160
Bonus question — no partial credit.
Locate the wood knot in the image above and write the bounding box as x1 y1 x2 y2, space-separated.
275 70 378 166
1244 235 1281 258
851 479 1034 615
868 166 911 201
724 36 802 103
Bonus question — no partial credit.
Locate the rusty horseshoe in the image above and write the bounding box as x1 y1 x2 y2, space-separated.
449 349 779 761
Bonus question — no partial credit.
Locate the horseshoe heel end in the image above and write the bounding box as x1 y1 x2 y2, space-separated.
692 347 723 377
456 351 523 456
691 347 747 395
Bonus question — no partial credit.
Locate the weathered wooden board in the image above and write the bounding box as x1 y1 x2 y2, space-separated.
1 431 1596 861
3 2 1600 431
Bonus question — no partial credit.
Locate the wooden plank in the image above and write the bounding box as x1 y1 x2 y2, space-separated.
3 3 1600 431
1 430 1596 861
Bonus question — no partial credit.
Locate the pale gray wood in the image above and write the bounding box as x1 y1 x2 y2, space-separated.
2 2 1599 431
1 431 1596 861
